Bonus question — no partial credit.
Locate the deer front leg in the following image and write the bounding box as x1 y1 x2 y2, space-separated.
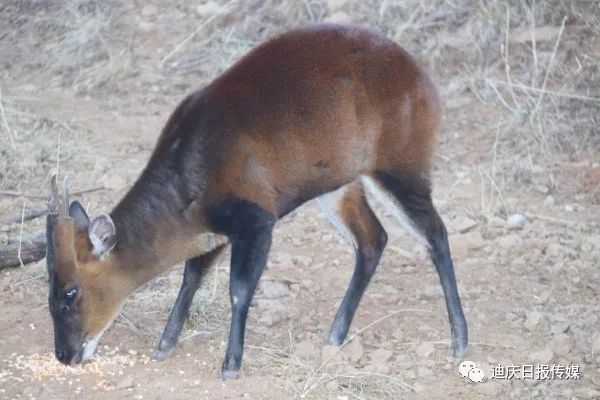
155 245 226 361
211 199 275 380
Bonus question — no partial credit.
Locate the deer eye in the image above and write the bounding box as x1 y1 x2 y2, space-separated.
64 287 77 301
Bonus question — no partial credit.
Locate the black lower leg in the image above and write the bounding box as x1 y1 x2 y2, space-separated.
328 244 386 345
429 224 468 357
376 172 468 357
155 246 225 360
209 199 276 380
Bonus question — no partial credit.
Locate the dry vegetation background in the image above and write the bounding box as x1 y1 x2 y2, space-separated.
0 1 599 399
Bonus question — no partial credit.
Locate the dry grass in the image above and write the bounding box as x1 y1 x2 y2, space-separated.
245 344 414 399
0 0 133 92
243 308 436 399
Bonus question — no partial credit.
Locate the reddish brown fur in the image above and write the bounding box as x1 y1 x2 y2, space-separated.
195 24 440 216
337 182 384 253
51 23 442 345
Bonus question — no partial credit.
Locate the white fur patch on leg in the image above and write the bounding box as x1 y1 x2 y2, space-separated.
361 176 430 247
316 186 357 249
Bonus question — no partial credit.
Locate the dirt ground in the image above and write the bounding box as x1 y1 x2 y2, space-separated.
1 1 599 399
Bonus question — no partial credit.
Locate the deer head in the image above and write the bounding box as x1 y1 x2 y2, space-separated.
46 175 127 365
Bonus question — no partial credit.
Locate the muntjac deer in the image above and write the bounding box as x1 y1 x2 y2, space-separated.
45 24 467 379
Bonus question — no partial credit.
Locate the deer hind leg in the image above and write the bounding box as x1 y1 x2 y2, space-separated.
317 181 388 346
362 172 468 358
154 245 226 361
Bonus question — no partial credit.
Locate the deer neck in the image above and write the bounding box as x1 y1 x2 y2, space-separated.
106 161 226 291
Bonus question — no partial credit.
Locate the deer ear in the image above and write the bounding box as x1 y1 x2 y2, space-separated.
69 201 90 232
88 213 116 258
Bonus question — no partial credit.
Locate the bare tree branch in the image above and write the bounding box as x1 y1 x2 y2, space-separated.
2 206 48 225
0 230 46 270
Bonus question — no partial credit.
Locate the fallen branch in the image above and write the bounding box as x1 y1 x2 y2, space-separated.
3 206 47 225
0 230 46 270
526 212 577 226
7 230 45 245
0 185 106 200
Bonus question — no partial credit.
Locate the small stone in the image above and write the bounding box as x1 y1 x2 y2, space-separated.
369 348 393 364
19 83 37 92
196 1 221 16
415 342 434 358
292 255 312 267
412 383 426 394
550 334 571 356
535 185 549 194
260 281 290 299
324 11 352 23
422 285 443 299
523 311 543 331
255 299 296 327
445 96 471 110
392 329 404 341
295 341 317 359
325 380 339 392
141 5 158 16
506 213 527 230
301 279 314 289
463 231 485 250
343 338 363 362
114 376 134 389
451 231 485 258
543 196 555 207
529 348 553 363
550 322 570 335
364 361 390 374
449 215 478 233
533 290 551 305
417 366 433 377
138 21 155 32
